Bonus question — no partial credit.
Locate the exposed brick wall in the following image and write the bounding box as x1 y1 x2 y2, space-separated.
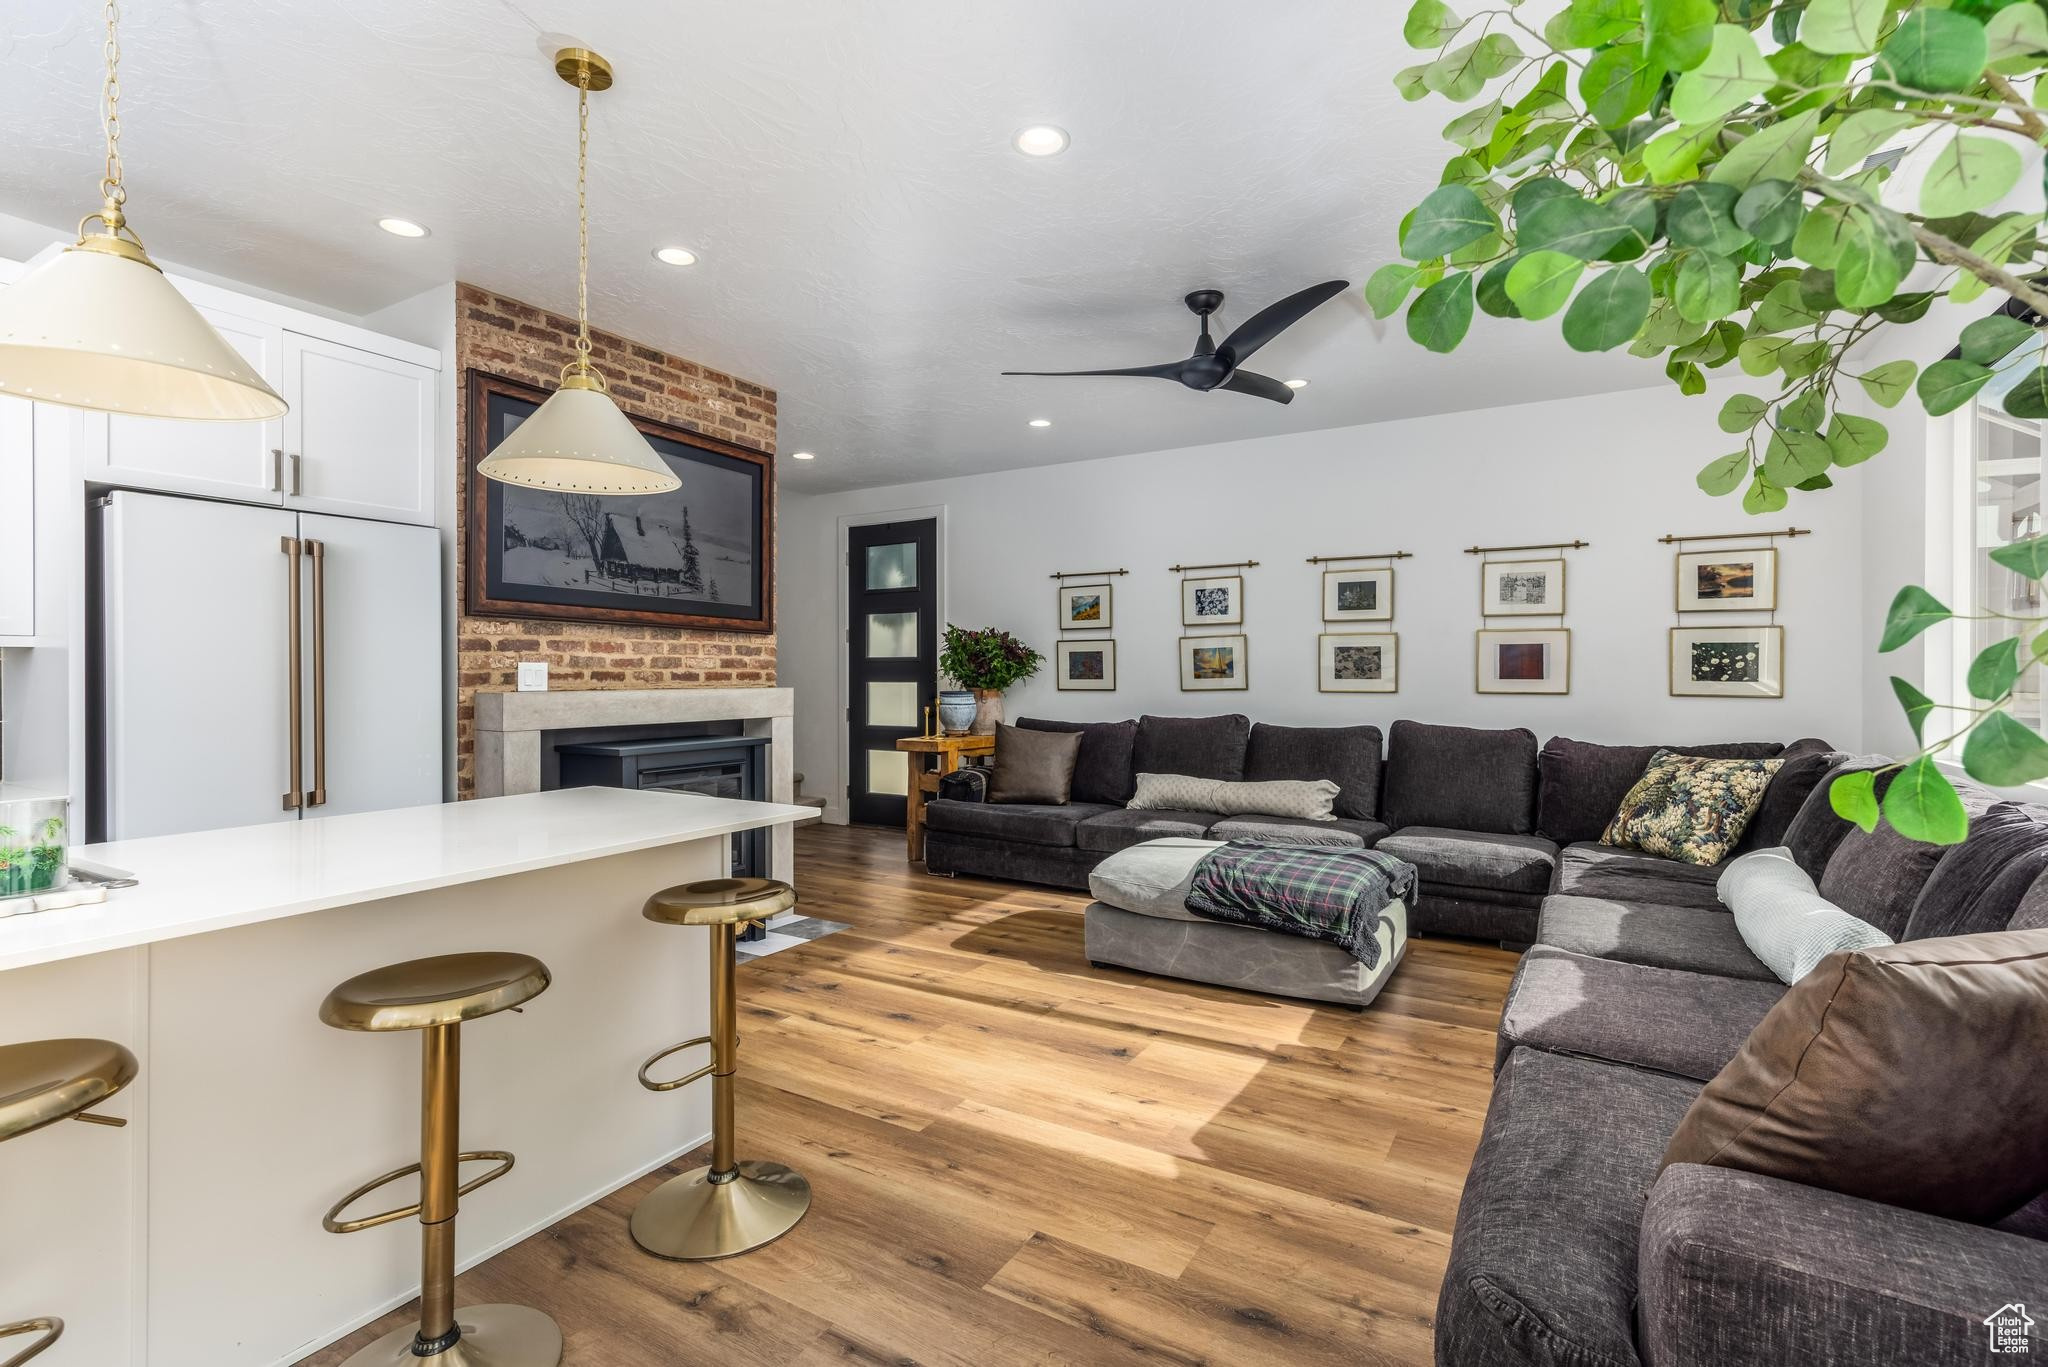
454 282 777 798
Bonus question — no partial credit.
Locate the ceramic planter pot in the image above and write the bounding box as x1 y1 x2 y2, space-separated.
971 688 1004 736
937 690 977 736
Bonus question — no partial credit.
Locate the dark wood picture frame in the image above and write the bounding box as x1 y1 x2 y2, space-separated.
463 368 775 632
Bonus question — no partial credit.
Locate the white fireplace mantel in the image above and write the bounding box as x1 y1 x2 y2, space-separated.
473 686 797 882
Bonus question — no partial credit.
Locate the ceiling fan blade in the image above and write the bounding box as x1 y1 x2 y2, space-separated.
1001 361 1188 379
1218 369 1294 404
1215 279 1350 367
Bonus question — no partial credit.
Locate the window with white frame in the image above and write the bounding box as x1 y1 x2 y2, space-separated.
1951 398 2044 733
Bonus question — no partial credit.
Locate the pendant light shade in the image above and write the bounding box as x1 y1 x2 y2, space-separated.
480 48 676 496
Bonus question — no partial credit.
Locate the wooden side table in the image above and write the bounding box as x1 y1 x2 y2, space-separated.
895 733 995 863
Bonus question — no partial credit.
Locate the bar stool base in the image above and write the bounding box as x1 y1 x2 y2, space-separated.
630 1160 811 1260
337 1304 562 1367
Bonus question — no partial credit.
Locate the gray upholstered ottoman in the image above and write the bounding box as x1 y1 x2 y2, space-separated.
1083 838 1408 1007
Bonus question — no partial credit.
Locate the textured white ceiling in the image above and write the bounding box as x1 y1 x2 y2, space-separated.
1 0 1659 492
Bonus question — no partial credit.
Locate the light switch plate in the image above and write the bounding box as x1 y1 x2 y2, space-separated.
516 661 549 692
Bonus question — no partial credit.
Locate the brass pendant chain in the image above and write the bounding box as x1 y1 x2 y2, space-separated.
100 0 127 217
575 70 594 374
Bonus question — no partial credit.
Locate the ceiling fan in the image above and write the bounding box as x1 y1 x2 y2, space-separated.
1002 280 1350 404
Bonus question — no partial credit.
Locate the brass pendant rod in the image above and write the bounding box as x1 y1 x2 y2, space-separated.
1463 540 1590 555
1047 567 1130 579
1658 527 1812 545
1167 559 1260 573
1306 551 1413 564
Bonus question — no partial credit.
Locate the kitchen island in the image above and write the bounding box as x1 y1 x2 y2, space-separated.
0 787 814 1367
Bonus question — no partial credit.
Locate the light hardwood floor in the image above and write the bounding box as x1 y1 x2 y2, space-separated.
303 824 1520 1367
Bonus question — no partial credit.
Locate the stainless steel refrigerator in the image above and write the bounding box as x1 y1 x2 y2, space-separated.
95 489 441 840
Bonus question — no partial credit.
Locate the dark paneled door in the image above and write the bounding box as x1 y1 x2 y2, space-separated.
847 518 938 826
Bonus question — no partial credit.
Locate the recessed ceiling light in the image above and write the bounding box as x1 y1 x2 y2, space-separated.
653 246 699 267
1284 378 1309 390
791 450 815 460
1028 418 1052 428
377 218 429 238
1013 125 1070 157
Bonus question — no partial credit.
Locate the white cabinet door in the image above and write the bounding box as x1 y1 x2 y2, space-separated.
94 309 288 502
0 397 33 639
297 513 441 816
101 492 301 838
283 334 436 525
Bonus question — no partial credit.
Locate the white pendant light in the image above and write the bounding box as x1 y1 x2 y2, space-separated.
478 49 677 495
0 1 287 421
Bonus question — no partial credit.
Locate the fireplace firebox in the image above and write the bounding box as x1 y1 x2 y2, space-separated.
556 734 772 887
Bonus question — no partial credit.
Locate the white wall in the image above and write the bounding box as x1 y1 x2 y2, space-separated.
783 385 1872 823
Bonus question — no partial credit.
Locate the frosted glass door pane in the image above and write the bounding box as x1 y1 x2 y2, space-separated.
866 750 909 796
867 611 917 658
866 542 918 590
867 681 918 728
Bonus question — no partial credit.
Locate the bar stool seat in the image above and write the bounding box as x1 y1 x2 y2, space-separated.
643 876 797 927
320 952 551 1032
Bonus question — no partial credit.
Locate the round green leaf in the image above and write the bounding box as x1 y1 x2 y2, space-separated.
1743 473 1789 514
1988 532 2048 581
1709 109 1821 190
1825 413 1889 466
1671 25 1777 124
1407 272 1476 353
1961 315 2039 367
1917 358 1994 416
1828 769 1881 833
1476 258 1523 318
1365 264 1422 321
1404 0 1463 48
1697 450 1750 495
1880 585 1953 652
1836 210 1903 309
1858 359 1917 408
1517 194 1631 259
1427 32 1524 101
1919 134 2024 219
1665 182 1750 253
2005 367 2048 421
1735 180 1805 247
1504 250 1586 319
1892 676 1936 743
1401 183 1501 261
1763 428 1832 485
1754 280 1825 333
1644 121 1725 184
1883 755 1970 845
1675 251 1742 322
1580 45 1658 127
1800 0 1885 56
1824 110 1917 176
1646 0 1717 71
1877 9 1990 95
1793 204 1854 269
1968 637 2024 702
1718 393 1769 433
1561 266 1652 351
1987 3 2048 65
1962 710 2048 788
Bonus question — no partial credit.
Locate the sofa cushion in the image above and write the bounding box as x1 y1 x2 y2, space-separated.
1382 721 1539 835
1537 895 1777 981
1207 815 1390 847
1499 946 1785 1082
1087 837 1219 922
1075 806 1218 854
1902 801 2048 941
922 799 1117 849
1377 827 1557 895
2013 866 2048 931
1555 843 1726 911
985 723 1082 805
1243 722 1383 820
1411 892 1542 944
1536 736 1784 845
1016 717 1138 805
1436 1047 1699 1367
1779 755 1892 880
1601 751 1784 867
1819 780 1998 939
1662 928 2048 1223
1720 847 1893 984
1732 746 1844 855
1131 714 1250 783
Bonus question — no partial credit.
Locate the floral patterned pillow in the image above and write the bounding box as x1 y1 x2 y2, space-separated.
1601 750 1785 866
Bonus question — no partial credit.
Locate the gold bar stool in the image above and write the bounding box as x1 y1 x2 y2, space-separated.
319 952 561 1367
0 1036 139 1367
632 876 810 1260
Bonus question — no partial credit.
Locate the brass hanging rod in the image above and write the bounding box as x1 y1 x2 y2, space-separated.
1306 551 1413 564
1167 560 1260 573
1047 568 1130 579
1658 528 1812 545
1464 540 1589 555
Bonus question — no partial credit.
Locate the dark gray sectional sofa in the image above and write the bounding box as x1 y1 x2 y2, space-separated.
1442 761 2048 1367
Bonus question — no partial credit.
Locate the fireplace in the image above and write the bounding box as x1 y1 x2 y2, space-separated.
554 733 771 882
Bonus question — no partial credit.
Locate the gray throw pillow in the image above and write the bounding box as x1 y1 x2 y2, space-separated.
1720 847 1892 983
987 723 1082 805
1129 773 1340 820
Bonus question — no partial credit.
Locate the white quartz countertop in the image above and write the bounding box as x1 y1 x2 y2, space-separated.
0 787 816 973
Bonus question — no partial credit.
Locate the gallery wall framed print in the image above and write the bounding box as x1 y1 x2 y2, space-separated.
1480 558 1566 617
1670 625 1784 698
1179 634 1248 691
1675 547 1777 612
1322 567 1394 623
1476 628 1570 694
1057 581 1114 631
1055 639 1117 690
1319 632 1398 693
1181 574 1245 628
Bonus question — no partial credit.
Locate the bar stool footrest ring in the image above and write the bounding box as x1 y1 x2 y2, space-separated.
0 1318 63 1367
639 1035 715 1092
322 1150 515 1233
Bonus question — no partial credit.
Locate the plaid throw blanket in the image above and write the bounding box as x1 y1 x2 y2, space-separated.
1185 841 1417 970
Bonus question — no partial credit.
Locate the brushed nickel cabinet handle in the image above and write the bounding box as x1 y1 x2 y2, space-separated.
271 447 285 493
289 451 303 497
281 536 303 812
306 539 327 808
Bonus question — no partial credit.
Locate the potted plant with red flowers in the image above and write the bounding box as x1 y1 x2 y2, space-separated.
938 625 1044 735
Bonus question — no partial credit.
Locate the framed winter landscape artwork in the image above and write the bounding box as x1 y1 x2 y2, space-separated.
1319 632 1397 693
1181 574 1244 627
1480 558 1566 617
1476 628 1570 694
464 370 774 631
1179 634 1248 691
1670 625 1784 698
1322 567 1394 622
1056 639 1117 690
1675 547 1778 612
1057 582 1114 631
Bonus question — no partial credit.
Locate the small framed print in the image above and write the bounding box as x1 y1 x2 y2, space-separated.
1055 639 1117 690
1477 628 1570 694
1671 625 1784 698
1675 548 1777 612
1481 558 1566 617
1179 633 1248 691
1322 567 1394 622
1319 632 1398 693
1182 574 1244 627
1057 581 1114 631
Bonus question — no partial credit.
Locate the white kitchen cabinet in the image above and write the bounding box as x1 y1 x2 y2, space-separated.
93 308 289 503
282 333 437 525
0 396 33 641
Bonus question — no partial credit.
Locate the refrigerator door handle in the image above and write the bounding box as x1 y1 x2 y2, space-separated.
281 535 304 811
306 538 327 808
